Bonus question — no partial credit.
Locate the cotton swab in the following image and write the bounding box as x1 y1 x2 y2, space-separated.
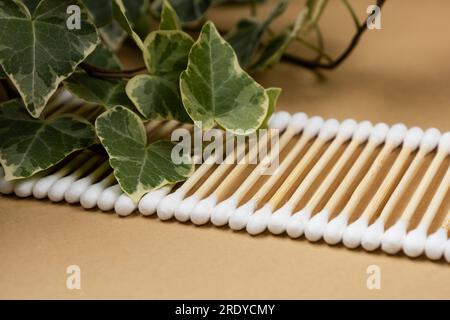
285 121 373 238
229 116 325 231
305 123 390 242
80 172 116 209
138 185 173 216
361 128 441 251
341 127 423 248
157 112 291 221
210 112 308 226
64 160 110 203
48 155 102 202
403 165 450 258
382 132 450 255
97 184 122 211
445 239 450 263
424 212 449 260
190 113 304 225
247 119 357 235
14 172 47 198
266 119 357 236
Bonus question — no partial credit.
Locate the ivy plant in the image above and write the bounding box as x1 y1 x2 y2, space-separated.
0 0 384 203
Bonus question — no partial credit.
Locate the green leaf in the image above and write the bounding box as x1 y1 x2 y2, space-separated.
180 21 269 134
226 0 287 67
98 22 128 51
84 43 123 70
261 87 281 128
95 106 194 202
112 0 145 51
252 8 310 71
63 71 134 111
82 0 113 27
126 30 193 122
0 0 99 118
0 99 96 180
160 0 181 31
152 0 212 23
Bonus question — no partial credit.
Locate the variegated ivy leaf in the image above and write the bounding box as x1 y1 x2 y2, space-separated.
126 30 193 122
152 0 211 23
0 99 96 180
82 0 113 27
261 87 281 129
0 0 99 118
63 71 134 111
180 21 270 134
84 44 123 70
112 0 145 51
159 0 181 31
226 0 287 68
95 106 194 202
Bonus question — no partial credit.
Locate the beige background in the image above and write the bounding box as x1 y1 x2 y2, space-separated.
0 0 449 299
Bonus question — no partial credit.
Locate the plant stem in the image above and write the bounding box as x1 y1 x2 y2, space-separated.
79 62 147 78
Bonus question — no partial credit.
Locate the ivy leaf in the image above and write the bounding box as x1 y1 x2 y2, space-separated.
84 44 123 70
159 0 181 31
112 0 145 51
152 0 211 23
226 0 287 68
95 106 194 202
261 87 281 128
252 8 310 71
63 71 134 111
82 0 113 27
180 21 269 134
126 30 193 122
0 0 99 118
0 99 96 180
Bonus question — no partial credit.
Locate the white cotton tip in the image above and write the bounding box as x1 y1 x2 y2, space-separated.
0 176 14 194
115 194 137 217
64 176 93 204
287 112 308 134
156 191 184 221
318 119 340 141
14 177 39 198
337 119 358 141
80 183 105 209
403 127 423 150
353 121 373 143
343 216 369 249
445 240 450 263
48 176 77 202
97 185 122 211
174 195 199 222
269 111 291 131
229 200 257 231
438 132 450 154
138 187 171 216
305 210 331 242
286 208 312 238
190 194 217 225
323 214 349 245
268 203 293 235
381 219 408 255
32 175 60 199
424 228 447 260
211 196 239 226
386 123 408 148
361 218 385 251
246 204 272 235
369 123 389 146
420 128 440 153
403 227 427 258
303 116 324 138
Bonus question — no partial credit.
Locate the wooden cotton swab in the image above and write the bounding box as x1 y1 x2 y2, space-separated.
425 211 450 260
174 114 292 223
228 116 325 231
381 132 450 255
156 112 292 221
305 123 390 242
342 127 424 248
190 113 308 225
361 128 441 251
404 164 450 258
285 121 373 238
80 171 116 209
248 119 357 236
210 113 308 226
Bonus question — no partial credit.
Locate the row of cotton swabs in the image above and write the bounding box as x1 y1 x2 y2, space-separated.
0 92 449 262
